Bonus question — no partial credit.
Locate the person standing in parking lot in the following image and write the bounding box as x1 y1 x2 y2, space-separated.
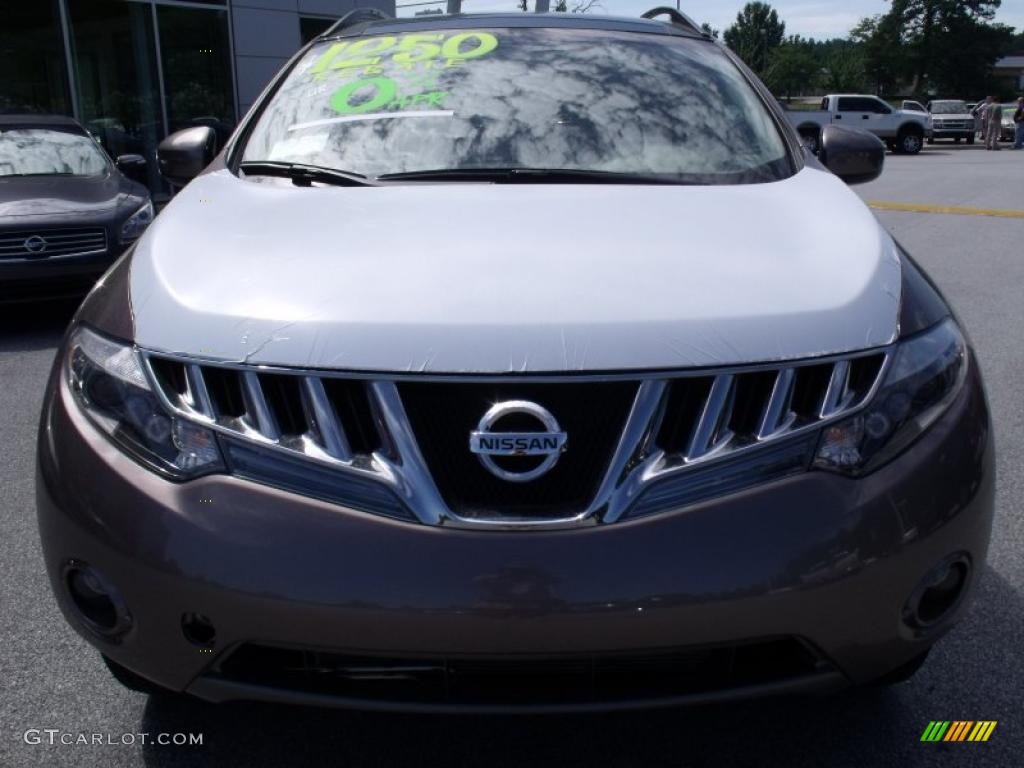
985 98 1003 150
974 97 992 140
1013 97 1024 150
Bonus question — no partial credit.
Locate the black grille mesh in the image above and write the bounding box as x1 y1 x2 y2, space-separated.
397 381 639 519
216 637 826 707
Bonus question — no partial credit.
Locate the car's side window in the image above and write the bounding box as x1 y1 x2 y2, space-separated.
871 98 892 115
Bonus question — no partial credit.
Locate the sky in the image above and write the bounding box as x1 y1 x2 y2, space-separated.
396 1 1024 41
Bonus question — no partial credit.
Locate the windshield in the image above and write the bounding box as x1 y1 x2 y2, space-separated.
0 128 109 177
240 27 790 184
930 101 968 114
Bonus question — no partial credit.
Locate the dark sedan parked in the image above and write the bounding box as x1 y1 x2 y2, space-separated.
0 114 152 301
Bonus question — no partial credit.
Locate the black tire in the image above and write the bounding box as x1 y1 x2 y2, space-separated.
927 136 935 144
967 134 975 145
897 127 924 154
102 654 178 696
954 137 961 144
872 649 930 686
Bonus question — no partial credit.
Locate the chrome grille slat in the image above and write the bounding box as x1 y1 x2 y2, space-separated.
186 364 215 418
756 368 796 440
141 348 892 529
369 382 447 526
241 372 281 441
686 374 734 460
302 376 352 460
820 359 853 418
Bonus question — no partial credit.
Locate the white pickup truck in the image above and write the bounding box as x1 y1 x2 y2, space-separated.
787 95 932 155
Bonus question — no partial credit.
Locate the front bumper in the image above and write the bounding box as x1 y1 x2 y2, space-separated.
931 127 973 139
0 247 124 302
36 354 995 711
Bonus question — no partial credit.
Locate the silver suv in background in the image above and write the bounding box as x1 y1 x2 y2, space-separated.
926 100 976 145
36 8 993 712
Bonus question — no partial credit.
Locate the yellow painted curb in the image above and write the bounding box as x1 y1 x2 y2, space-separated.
867 200 1024 219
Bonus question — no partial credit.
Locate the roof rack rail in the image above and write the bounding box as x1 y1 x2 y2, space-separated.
320 7 392 39
641 7 707 37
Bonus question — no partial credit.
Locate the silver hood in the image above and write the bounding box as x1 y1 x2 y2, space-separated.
130 167 901 373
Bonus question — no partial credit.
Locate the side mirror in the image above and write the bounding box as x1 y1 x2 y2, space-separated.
157 126 217 188
114 153 147 183
818 125 885 185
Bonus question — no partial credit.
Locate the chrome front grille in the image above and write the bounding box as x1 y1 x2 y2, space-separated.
652 354 884 465
143 349 890 528
145 357 386 466
0 227 107 260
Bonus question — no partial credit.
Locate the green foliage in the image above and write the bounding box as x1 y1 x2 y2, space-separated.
852 1 1016 96
764 37 821 98
723 2 786 75
824 45 868 93
700 22 720 40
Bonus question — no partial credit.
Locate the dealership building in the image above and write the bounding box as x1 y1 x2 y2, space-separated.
1 0 394 197
995 52 1024 91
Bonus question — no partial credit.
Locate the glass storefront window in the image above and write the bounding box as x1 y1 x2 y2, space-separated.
62 1 237 199
67 0 164 194
157 4 235 151
0 2 71 114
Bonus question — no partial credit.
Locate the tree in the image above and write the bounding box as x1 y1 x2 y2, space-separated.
852 1 1014 97
895 1 1004 93
764 37 821 99
534 0 600 12
700 22 720 40
823 45 868 92
850 14 906 94
723 2 786 75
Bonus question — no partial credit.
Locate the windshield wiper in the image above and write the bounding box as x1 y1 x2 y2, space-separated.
239 161 375 187
376 167 690 185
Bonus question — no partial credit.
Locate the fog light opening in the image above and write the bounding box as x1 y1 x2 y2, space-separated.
181 613 216 647
906 555 970 629
63 561 130 637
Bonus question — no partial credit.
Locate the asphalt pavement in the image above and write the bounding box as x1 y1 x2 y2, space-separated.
2 144 1023 768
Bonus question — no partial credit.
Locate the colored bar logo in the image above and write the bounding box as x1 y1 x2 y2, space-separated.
921 721 997 742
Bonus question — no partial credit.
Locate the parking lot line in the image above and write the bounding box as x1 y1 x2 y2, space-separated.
867 201 1024 219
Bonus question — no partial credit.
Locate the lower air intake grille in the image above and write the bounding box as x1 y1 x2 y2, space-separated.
396 381 639 520
214 637 829 707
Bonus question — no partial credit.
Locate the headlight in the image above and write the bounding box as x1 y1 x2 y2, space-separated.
815 318 967 475
67 326 223 479
119 200 154 244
